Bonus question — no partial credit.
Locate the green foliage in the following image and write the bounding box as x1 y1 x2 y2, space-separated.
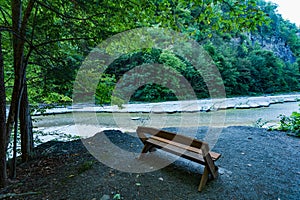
41 93 72 105
204 28 300 96
104 49 186 102
248 50 286 93
277 107 300 137
159 50 187 72
95 74 116 105
132 84 178 102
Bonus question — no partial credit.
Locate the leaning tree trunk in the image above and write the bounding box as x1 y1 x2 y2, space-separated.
20 82 33 162
0 32 7 188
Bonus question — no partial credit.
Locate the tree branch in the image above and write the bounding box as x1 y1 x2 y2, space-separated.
0 28 59 85
4 75 13 85
0 26 34 50
35 36 97 48
20 0 36 36
36 1 107 21
0 6 10 25
30 2 39 44
0 26 13 33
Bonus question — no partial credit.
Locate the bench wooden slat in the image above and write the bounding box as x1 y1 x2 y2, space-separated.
150 135 221 161
146 138 206 165
151 135 202 154
137 126 204 149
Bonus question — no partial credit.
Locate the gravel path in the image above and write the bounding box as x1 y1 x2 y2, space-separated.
2 126 300 200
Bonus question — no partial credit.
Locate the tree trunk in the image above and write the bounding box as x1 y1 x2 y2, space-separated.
0 32 7 188
6 0 23 151
20 82 33 162
6 0 35 153
5 0 35 178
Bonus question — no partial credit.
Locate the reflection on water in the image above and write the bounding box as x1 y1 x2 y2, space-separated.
33 101 299 140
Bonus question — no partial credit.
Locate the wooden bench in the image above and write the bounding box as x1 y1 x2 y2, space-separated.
137 126 221 191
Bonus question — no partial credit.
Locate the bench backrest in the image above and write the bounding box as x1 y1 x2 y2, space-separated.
137 126 209 155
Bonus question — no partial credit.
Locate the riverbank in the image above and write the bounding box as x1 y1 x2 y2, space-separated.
1 126 299 199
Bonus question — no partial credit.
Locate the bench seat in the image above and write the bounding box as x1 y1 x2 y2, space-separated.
146 136 221 164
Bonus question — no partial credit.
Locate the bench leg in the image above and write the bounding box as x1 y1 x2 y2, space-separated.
198 166 209 192
138 143 153 159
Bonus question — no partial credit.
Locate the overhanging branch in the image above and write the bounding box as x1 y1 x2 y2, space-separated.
36 0 107 21
35 36 97 48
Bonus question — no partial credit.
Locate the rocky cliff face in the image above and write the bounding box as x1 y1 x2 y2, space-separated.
248 33 296 63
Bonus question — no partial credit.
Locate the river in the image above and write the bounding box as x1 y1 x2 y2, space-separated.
33 100 299 142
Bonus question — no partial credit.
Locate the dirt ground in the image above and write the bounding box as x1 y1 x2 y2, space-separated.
1 126 299 200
